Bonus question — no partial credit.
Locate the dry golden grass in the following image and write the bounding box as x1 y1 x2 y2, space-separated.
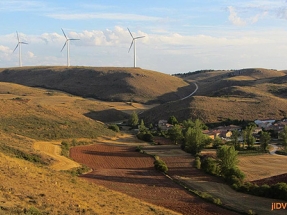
0 82 182 214
33 141 80 171
238 154 287 182
0 152 179 215
0 66 192 104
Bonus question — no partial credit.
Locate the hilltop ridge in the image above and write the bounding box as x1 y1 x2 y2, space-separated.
0 66 193 104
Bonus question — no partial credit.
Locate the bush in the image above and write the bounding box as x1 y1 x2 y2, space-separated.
108 124 120 132
270 183 287 200
137 132 154 142
201 157 219 175
60 141 70 157
154 158 168 173
135 145 142 152
0 144 45 164
224 167 245 185
24 206 42 215
194 156 201 169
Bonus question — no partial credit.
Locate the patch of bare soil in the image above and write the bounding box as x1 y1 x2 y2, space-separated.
33 141 80 171
70 144 235 215
252 173 287 186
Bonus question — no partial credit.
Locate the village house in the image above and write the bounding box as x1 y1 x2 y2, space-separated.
203 130 221 139
158 120 173 131
254 119 275 129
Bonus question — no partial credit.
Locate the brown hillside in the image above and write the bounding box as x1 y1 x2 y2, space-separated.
141 92 287 123
0 66 193 104
140 68 287 123
178 68 287 96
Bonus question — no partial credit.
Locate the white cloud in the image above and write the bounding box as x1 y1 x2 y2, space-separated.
46 12 160 21
0 45 12 54
27 51 35 58
1 26 287 73
0 0 47 12
228 6 247 26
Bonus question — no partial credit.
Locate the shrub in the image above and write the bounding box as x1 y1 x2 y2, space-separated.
194 156 201 169
154 158 168 173
0 144 45 164
201 157 219 175
108 124 120 132
24 206 42 215
224 167 245 185
135 145 142 152
137 132 154 142
60 141 70 157
270 183 287 200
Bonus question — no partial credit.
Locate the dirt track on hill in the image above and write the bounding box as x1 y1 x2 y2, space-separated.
33 141 80 170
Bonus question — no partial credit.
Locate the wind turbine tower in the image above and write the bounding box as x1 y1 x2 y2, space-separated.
13 31 28 67
128 28 145 68
61 28 80 67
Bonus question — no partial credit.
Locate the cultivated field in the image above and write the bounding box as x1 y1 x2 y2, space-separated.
238 154 287 182
70 144 236 215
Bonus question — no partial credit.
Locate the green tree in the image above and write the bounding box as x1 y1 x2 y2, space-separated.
217 145 238 174
231 130 240 150
213 136 223 148
168 124 183 144
245 125 256 149
182 119 195 129
260 131 271 152
168 115 178 125
129 111 139 127
184 120 208 155
139 119 147 132
279 126 287 152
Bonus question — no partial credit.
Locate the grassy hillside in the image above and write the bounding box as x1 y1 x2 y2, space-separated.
0 152 179 215
0 82 119 161
0 66 193 104
0 82 180 214
142 68 287 123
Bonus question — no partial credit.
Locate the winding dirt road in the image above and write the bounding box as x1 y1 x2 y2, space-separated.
33 141 80 170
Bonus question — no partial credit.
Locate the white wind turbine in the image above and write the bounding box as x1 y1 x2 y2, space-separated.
128 28 145 68
61 28 80 67
13 31 28 67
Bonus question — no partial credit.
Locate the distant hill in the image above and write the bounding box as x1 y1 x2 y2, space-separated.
0 66 193 104
142 68 287 123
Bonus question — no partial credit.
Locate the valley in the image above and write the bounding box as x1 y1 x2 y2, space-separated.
1 66 287 214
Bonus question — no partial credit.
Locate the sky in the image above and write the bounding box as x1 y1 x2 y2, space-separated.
1 0 287 74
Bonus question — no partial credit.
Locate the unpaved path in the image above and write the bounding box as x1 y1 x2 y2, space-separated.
34 141 80 170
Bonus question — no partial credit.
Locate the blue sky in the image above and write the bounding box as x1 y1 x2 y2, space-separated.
1 0 287 74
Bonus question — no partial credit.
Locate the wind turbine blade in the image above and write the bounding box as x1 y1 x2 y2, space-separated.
61 28 67 39
128 40 134 53
69 38 80 41
16 31 19 42
20 42 28 45
135 36 145 39
127 28 134 38
13 44 19 53
61 41 67 52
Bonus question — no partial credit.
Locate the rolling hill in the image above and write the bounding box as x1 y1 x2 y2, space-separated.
141 68 287 123
0 66 193 104
0 82 181 214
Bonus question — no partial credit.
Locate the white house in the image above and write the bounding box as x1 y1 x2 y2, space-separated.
254 119 275 129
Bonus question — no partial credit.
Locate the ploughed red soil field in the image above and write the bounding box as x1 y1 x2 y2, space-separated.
252 173 287 186
70 144 238 215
